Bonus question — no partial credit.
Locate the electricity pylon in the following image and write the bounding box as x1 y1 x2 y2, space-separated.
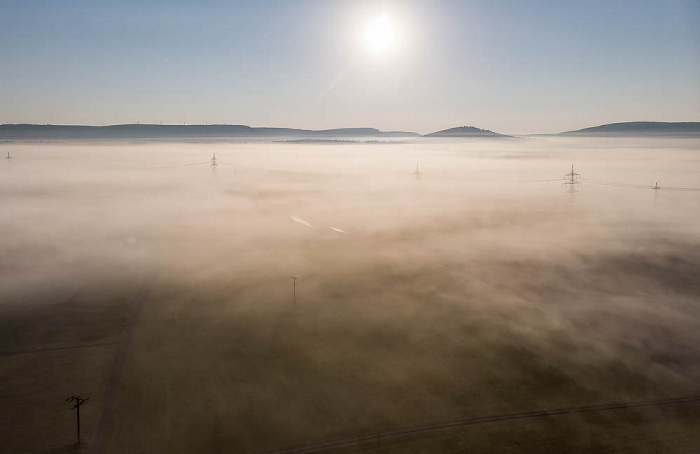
563 164 581 192
211 153 218 167
67 396 89 445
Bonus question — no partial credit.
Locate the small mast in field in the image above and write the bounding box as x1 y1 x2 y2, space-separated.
289 276 299 304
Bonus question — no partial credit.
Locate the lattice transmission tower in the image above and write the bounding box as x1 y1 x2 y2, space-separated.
563 164 581 192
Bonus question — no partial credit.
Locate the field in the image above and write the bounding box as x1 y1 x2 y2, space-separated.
1 137 699 453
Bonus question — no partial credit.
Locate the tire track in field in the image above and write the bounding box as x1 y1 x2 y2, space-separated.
260 394 700 454
88 276 154 454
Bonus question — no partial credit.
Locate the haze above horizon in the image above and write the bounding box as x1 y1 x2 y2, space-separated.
1 0 698 134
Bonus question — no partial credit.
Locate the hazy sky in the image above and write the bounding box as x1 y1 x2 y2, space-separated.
1 0 699 134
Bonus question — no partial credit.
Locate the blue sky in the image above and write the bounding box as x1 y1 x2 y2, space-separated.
1 0 698 133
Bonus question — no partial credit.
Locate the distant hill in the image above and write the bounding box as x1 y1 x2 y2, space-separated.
0 124 419 141
560 122 700 137
423 126 511 138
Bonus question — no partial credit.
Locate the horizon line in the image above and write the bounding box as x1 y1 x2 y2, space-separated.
2 120 699 137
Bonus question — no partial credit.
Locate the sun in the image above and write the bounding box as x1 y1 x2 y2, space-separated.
363 14 397 54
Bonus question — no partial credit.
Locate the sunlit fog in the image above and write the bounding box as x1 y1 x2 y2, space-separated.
2 138 699 452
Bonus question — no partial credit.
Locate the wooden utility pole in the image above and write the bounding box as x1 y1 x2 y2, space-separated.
67 396 89 445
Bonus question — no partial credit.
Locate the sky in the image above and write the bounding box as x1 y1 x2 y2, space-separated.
0 0 698 134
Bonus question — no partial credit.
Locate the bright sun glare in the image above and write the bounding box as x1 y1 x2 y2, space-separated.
363 14 397 54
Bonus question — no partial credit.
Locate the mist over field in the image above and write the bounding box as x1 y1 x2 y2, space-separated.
1 138 699 453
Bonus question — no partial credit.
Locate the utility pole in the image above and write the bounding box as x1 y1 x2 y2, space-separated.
67 396 89 445
289 277 299 304
5 151 11 160
653 182 660 190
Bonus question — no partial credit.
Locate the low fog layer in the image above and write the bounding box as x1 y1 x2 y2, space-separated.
1 137 699 453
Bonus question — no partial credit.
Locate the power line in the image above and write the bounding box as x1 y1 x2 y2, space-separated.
0 341 119 357
518 178 564 183
582 178 700 192
517 168 700 192
153 161 210 169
